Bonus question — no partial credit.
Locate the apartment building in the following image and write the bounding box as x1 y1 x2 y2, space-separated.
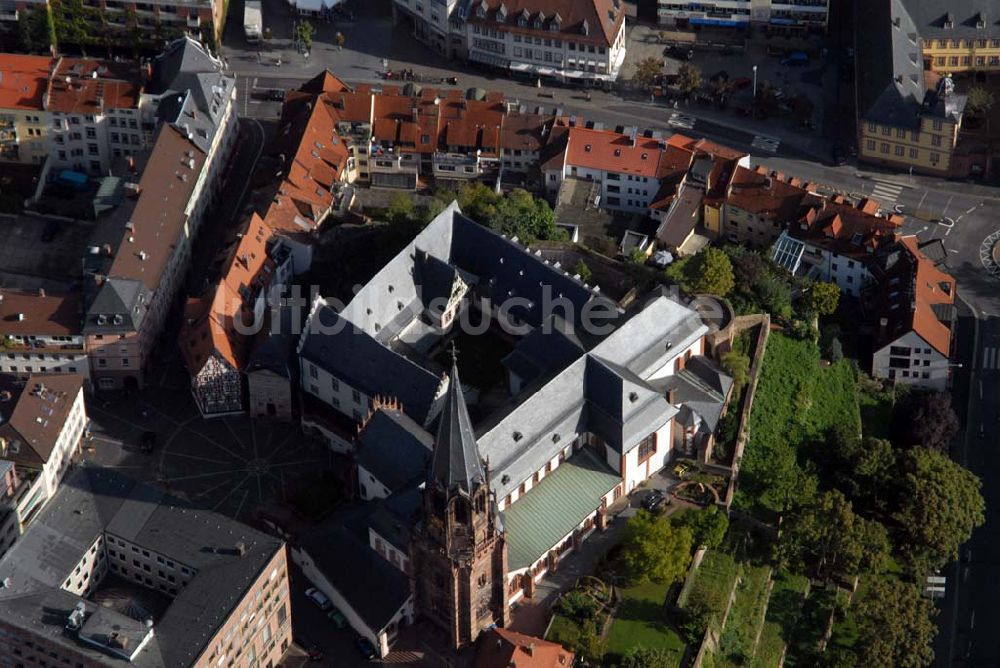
0 464 291 668
0 373 87 516
0 55 144 171
84 36 237 391
658 0 829 33
0 290 90 385
465 0 627 82
906 1 1000 74
869 236 956 390
180 214 292 417
771 196 903 296
718 165 813 249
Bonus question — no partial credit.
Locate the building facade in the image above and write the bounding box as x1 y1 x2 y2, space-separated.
0 290 90 385
657 0 829 32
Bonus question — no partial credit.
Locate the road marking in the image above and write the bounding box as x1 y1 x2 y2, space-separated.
750 134 781 153
916 190 928 210
983 347 1000 370
942 194 954 218
870 182 903 204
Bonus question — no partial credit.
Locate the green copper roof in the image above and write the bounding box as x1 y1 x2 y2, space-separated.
501 448 620 571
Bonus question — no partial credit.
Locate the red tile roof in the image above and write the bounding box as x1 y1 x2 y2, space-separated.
564 127 668 178
467 0 625 47
475 628 574 668
0 290 82 337
108 125 206 291
46 58 143 114
725 165 811 221
880 236 955 356
0 373 84 466
0 55 52 111
790 197 902 259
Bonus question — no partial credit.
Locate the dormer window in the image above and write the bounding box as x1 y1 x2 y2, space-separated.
551 12 561 30
580 18 589 35
533 18 542 29
584 144 592 152
944 12 954 29
476 4 486 18
496 2 506 21
976 13 986 29
518 9 528 26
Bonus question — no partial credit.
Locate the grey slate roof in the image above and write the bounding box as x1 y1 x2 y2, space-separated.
300 306 445 425
83 277 150 334
655 356 733 433
247 305 299 377
148 36 235 153
902 0 1000 39
0 465 283 668
585 356 677 453
430 360 487 495
501 315 585 386
855 0 926 128
356 408 433 493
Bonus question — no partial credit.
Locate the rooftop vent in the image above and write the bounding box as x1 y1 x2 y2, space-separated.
15 313 24 321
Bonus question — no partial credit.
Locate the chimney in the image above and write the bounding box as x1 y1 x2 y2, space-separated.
667 387 677 405
38 288 45 298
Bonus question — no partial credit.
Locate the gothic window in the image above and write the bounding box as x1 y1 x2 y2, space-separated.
454 498 469 524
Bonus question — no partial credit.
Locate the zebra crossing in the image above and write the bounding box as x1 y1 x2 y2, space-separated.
750 134 781 153
668 113 697 129
983 346 1000 370
869 180 904 205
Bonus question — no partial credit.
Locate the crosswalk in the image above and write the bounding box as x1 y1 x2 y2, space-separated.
750 134 781 153
983 347 1000 370
869 180 904 205
668 113 696 129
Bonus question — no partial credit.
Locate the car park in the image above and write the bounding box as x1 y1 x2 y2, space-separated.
305 587 332 611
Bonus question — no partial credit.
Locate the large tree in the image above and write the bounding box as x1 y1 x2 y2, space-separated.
673 506 729 550
720 351 750 391
676 62 703 98
489 188 557 241
806 281 840 316
891 391 960 453
853 579 936 668
620 510 693 585
632 57 662 89
776 489 888 580
621 646 677 668
691 247 735 296
852 437 897 512
966 86 996 117
893 447 984 570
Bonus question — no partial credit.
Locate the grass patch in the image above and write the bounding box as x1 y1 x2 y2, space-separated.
605 580 685 666
856 379 897 440
735 333 861 515
678 550 740 613
716 565 771 664
751 622 787 668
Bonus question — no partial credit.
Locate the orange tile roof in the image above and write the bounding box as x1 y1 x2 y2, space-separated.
0 290 82 337
475 628 574 668
0 54 52 111
564 126 668 178
180 213 276 374
790 197 902 259
46 58 143 114
725 165 811 221
468 0 625 47
898 236 955 356
108 125 206 290
0 373 84 466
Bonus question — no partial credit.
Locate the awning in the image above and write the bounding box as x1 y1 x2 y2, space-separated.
501 448 620 571
769 18 797 25
690 17 748 27
468 51 510 69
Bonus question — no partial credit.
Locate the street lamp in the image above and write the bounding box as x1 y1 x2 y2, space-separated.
752 65 758 118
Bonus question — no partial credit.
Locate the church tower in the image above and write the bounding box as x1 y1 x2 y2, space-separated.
410 353 509 649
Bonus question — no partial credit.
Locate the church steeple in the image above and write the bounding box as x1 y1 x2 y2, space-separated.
430 349 485 496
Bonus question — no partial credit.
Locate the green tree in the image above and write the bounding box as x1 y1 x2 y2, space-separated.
632 56 662 90
453 181 499 223
295 20 314 50
664 255 693 291
673 506 729 550
966 86 996 117
574 260 593 284
853 579 936 668
676 62 703 98
576 618 606 663
720 350 750 391
807 281 840 316
386 191 415 224
621 646 676 668
620 510 693 585
755 274 792 319
690 247 734 296
626 247 647 265
891 390 960 453
852 437 896 511
489 188 556 241
894 447 984 570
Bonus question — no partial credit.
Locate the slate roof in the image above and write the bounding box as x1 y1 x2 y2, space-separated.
356 408 433 493
0 465 284 668
300 306 445 425
656 356 732 433
501 447 619 570
83 277 151 335
501 315 585 386
246 305 299 378
430 360 487 496
902 0 1000 39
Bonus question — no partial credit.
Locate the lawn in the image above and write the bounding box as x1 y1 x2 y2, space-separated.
605 580 685 666
735 333 861 515
678 549 741 621
751 622 786 668
715 565 772 664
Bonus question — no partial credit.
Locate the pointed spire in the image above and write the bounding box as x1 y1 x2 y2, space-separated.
430 345 485 496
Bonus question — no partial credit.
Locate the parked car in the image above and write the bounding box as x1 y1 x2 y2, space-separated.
642 489 667 512
355 635 378 660
327 607 348 629
295 635 323 661
305 587 332 611
780 51 809 67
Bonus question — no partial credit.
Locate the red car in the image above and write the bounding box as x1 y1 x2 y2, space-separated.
733 77 752 90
